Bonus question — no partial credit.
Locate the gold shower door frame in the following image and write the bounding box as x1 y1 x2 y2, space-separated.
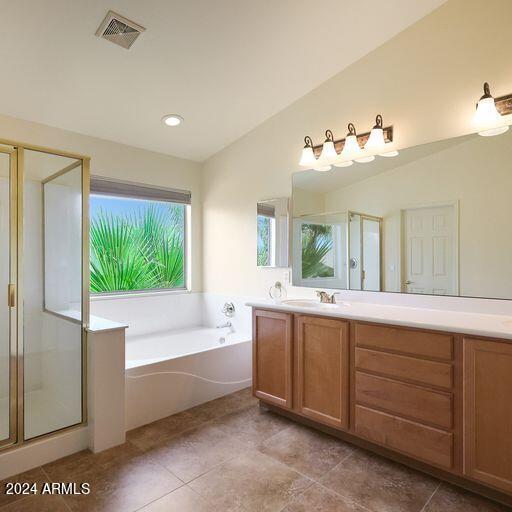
0 138 90 452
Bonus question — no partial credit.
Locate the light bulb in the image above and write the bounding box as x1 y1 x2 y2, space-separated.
340 123 363 160
162 114 184 126
364 115 386 153
319 130 338 163
472 82 509 137
299 136 317 167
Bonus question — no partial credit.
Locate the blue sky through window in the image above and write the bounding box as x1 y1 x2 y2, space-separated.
90 194 171 218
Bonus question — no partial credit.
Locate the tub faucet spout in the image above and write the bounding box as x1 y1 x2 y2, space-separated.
216 321 232 329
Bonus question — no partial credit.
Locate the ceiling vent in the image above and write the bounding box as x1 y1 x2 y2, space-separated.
95 11 145 50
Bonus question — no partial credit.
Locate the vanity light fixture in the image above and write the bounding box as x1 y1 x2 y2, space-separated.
299 136 317 167
162 114 184 127
472 82 509 137
340 124 373 162
319 130 338 163
299 119 394 170
365 114 399 157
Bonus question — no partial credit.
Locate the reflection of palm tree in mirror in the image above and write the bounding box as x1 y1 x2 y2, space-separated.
90 204 185 293
301 223 334 278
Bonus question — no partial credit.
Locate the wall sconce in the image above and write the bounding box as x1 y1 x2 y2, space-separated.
299 136 317 167
341 124 374 163
364 114 398 157
319 130 338 163
472 82 510 137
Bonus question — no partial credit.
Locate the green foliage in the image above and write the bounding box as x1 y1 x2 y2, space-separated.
90 204 184 293
301 223 334 279
257 215 271 266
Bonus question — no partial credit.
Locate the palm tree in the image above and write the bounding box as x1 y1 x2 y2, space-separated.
90 204 184 293
301 223 334 279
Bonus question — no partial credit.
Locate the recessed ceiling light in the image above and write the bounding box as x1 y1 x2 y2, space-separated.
162 114 184 127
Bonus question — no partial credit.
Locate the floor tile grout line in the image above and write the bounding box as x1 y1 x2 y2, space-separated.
129 398 256 452
313 480 376 512
40 465 74 512
183 447 257 488
419 481 442 512
253 422 295 448
132 482 188 512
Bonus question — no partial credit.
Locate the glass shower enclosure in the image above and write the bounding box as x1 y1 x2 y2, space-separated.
0 140 89 449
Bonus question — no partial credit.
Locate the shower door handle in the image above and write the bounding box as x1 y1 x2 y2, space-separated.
7 284 15 308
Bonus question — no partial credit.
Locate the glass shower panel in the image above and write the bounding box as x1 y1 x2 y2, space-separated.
0 150 14 445
349 213 362 290
23 149 83 440
362 218 381 291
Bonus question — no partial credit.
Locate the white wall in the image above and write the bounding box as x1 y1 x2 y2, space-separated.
0 112 203 291
201 0 512 302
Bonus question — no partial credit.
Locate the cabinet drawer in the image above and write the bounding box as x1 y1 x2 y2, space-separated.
355 323 453 361
355 347 453 390
355 405 453 469
355 372 453 429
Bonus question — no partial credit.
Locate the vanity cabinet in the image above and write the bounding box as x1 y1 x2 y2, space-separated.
251 307 512 500
252 309 293 408
295 315 349 429
463 337 512 493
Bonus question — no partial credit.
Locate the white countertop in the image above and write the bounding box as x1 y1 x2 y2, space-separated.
246 299 512 340
88 315 128 333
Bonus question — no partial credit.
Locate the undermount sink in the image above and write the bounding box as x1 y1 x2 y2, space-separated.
281 299 350 308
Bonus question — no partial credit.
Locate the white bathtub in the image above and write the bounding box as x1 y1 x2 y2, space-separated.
126 327 250 369
91 292 254 430
125 326 252 429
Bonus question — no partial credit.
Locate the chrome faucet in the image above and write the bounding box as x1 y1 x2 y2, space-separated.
316 290 340 304
216 321 232 329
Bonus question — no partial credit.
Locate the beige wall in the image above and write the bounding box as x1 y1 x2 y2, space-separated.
0 113 203 291
201 0 512 297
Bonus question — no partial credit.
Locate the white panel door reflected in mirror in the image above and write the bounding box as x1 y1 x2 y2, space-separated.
292 129 512 300
257 198 290 268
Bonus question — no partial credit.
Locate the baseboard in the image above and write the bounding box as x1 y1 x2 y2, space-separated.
0 426 89 480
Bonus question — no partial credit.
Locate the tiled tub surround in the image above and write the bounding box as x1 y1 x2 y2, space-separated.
1 388 508 512
91 292 254 429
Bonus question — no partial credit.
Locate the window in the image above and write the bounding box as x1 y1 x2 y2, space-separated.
90 177 190 294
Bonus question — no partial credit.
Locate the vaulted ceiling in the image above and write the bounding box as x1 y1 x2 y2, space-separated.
0 0 446 161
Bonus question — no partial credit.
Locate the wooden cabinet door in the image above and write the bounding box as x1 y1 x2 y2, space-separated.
295 315 349 429
464 338 512 493
252 309 293 409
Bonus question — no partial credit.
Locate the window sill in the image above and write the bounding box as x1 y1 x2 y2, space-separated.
90 288 191 301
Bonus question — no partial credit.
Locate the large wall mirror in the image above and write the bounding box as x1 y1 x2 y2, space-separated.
257 198 290 267
292 129 512 300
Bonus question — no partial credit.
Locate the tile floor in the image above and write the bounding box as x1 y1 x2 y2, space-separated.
1 388 510 512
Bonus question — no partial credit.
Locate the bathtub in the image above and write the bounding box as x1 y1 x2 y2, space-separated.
91 292 255 430
125 327 252 429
